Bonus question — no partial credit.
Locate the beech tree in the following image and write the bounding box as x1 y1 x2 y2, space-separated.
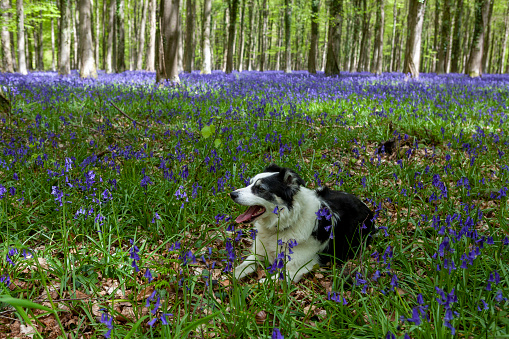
157 0 180 83
184 0 195 72
201 0 212 74
403 0 426 78
146 0 157 71
226 0 239 73
284 0 292 73
325 0 342 75
466 0 490 77
372 0 384 75
17 0 27 74
308 0 320 74
1 0 14 72
79 0 97 78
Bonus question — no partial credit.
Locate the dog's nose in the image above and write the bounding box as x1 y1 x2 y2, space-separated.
229 191 239 200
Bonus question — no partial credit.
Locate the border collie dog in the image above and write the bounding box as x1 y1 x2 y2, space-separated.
230 164 375 283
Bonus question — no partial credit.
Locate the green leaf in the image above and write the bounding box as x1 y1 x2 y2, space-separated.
201 124 215 139
214 138 222 148
124 315 150 339
0 296 53 312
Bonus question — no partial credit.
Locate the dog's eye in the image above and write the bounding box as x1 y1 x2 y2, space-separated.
257 186 266 192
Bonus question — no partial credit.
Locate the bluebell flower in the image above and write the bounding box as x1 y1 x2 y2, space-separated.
144 269 153 282
100 311 114 338
0 274 10 287
151 212 161 223
129 239 140 273
328 292 348 305
272 328 284 339
478 299 488 311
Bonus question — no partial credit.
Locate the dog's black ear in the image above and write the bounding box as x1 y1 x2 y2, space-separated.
282 168 305 187
264 163 283 173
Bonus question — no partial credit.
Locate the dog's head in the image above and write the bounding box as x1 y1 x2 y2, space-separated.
230 164 305 224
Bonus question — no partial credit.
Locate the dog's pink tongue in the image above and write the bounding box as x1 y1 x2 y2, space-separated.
235 206 259 223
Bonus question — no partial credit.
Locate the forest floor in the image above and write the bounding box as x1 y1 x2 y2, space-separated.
0 70 508 338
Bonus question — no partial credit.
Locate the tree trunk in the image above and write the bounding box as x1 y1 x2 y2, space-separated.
349 0 361 72
358 0 369 71
466 0 490 77
147 0 157 71
245 0 255 70
325 0 342 76
116 0 126 72
226 0 239 73
284 0 292 72
259 0 268 71
372 0 384 74
105 0 115 73
79 0 97 78
51 18 56 71
36 11 44 70
17 0 27 74
481 0 493 73
403 0 426 78
308 0 320 73
1 0 14 72
58 0 71 75
222 7 229 71
389 0 397 72
201 0 212 73
237 0 246 71
184 0 195 72
136 0 148 70
72 2 78 69
501 6 509 73
436 0 451 74
450 0 463 73
157 0 180 83
321 7 328 71
95 0 99 69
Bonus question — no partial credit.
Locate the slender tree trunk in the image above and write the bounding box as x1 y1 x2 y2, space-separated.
136 0 148 70
259 0 268 71
201 0 212 73
432 0 439 72
178 5 184 73
403 0 426 78
1 0 14 72
284 0 292 72
116 0 126 72
17 0 27 74
222 7 229 71
79 0 97 78
245 0 255 70
275 10 283 70
450 0 463 73
308 0 320 73
500 6 509 73
342 15 350 70
147 0 157 71
481 0 493 73
226 0 239 73
36 11 44 70
59 0 71 75
50 18 56 71
372 0 384 74
105 0 115 72
94 0 100 69
184 0 195 72
466 0 490 77
237 0 246 71
349 0 361 72
321 7 328 71
358 0 369 71
487 27 495 73
157 0 180 83
389 0 397 72
325 0 342 75
437 0 451 74
72 2 78 69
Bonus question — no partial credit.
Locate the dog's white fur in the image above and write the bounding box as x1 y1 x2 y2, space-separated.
232 172 328 283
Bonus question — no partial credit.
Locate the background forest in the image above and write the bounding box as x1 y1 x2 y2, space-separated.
1 0 508 79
